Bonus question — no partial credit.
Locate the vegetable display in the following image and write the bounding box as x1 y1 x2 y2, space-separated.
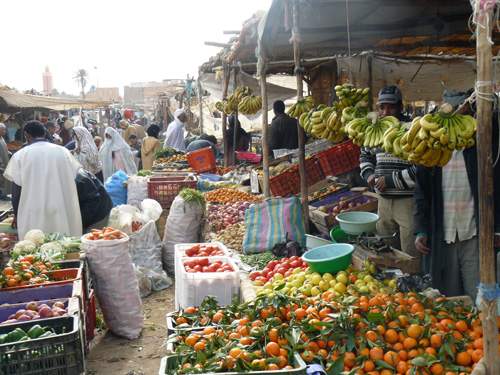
183 259 234 273
155 147 183 159
179 188 205 207
84 227 126 241
207 202 251 233
1 301 68 325
184 244 226 257
0 256 53 289
213 223 245 253
10 230 80 262
240 252 278 271
205 188 261 204
249 256 308 286
0 324 58 344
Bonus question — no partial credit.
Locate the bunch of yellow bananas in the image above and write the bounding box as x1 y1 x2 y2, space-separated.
399 103 477 167
345 113 400 148
238 95 262 115
334 84 370 108
215 86 260 115
382 122 410 159
287 96 314 118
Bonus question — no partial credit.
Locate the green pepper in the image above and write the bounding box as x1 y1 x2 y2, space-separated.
0 333 7 344
5 328 27 343
38 331 55 339
27 325 46 339
17 336 30 342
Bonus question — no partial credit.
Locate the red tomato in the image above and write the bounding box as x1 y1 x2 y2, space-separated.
207 264 218 272
249 271 260 280
193 265 202 272
198 258 209 267
255 276 267 283
202 266 209 272
268 260 279 269
284 269 293 277
290 260 301 268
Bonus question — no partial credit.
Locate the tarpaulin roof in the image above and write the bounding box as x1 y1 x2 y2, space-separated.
0 88 110 112
258 0 500 61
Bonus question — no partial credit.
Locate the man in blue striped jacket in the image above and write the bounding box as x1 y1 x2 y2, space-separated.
359 86 417 258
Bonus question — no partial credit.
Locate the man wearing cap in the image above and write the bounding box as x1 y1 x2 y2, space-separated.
359 86 418 258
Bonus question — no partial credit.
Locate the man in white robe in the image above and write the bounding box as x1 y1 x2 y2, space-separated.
163 109 187 151
0 123 11 199
4 121 82 238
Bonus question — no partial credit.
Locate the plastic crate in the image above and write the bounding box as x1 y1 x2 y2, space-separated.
235 151 262 164
175 256 240 309
174 242 230 259
0 268 80 292
165 312 216 336
269 170 294 197
0 297 79 325
84 289 96 348
0 315 84 375
186 147 216 173
159 353 307 375
287 157 324 193
316 141 360 177
147 175 198 209
0 284 74 305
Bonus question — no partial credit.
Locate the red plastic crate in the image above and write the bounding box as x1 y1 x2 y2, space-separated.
147 175 198 209
85 289 96 347
0 268 80 292
287 157 324 194
269 171 294 197
316 141 360 177
186 147 216 173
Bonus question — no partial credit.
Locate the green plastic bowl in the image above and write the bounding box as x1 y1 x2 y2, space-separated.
302 243 354 274
329 226 348 243
336 211 379 235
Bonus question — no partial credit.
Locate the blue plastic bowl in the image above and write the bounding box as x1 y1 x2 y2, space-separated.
302 243 354 274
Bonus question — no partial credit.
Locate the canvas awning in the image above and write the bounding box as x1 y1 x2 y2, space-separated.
0 88 110 112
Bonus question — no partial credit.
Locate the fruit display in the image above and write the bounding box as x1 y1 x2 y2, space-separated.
0 256 54 289
1 300 68 325
215 86 262 116
345 112 400 148
308 183 347 202
207 202 252 233
287 96 315 118
397 104 477 167
257 260 394 298
299 84 370 142
382 120 410 160
204 188 262 204
213 222 245 253
155 154 187 164
183 244 226 257
325 194 377 215
249 256 308 286
155 147 183 159
84 227 126 241
183 258 235 273
0 324 59 344
170 286 497 374
257 161 292 178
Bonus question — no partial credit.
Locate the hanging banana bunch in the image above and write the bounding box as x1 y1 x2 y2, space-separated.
215 86 262 116
345 112 399 148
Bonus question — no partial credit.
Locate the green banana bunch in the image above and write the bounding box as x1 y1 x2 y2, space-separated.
287 96 314 118
345 112 397 148
238 95 262 115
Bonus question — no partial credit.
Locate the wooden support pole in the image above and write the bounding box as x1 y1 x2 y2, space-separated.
475 8 499 375
259 58 270 197
291 0 309 232
197 77 204 134
221 63 231 167
204 41 232 48
367 54 374 111
232 68 239 166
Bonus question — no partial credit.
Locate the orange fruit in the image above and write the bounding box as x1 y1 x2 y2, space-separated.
425 347 437 357
396 361 408 374
419 338 430 347
407 324 423 339
175 316 188 325
307 341 319 353
344 352 356 368
268 328 279 343
185 334 199 346
471 349 483 363
193 340 206 351
366 330 378 342
240 337 253 345
265 342 280 357
294 308 306 320
383 350 399 366
318 349 328 359
369 347 384 361
277 355 288 368
455 320 468 333
203 327 215 335
360 347 370 356
398 315 410 327
229 348 242 359
456 352 472 366
408 349 419 359
403 337 417 350
398 350 408 361
380 370 393 375
393 343 404 351
385 329 399 344
473 338 483 350
184 306 196 314
228 332 241 340
430 334 442 348
430 363 444 375
410 303 424 314
377 325 386 335
364 360 376 372
267 363 280 370
212 312 224 323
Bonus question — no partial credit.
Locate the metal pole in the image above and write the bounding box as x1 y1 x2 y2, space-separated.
291 0 309 232
475 7 499 375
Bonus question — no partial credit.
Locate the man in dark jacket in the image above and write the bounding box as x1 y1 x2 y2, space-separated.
414 100 500 300
269 100 299 155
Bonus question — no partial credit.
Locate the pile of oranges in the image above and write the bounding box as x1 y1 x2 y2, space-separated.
170 291 499 374
0 256 52 289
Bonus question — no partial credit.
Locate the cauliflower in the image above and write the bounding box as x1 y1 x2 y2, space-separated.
24 229 46 246
39 241 65 262
12 240 37 258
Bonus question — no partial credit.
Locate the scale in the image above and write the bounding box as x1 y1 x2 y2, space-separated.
331 226 398 254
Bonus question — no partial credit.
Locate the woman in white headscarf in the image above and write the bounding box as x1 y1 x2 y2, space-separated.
164 109 187 151
99 127 138 180
73 126 103 181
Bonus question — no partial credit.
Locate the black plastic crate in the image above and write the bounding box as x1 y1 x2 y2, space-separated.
0 315 84 375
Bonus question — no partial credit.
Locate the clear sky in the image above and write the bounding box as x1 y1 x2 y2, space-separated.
1 0 271 95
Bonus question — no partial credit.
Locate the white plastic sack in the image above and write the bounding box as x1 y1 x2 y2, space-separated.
129 220 172 291
140 199 162 222
162 195 205 276
108 205 143 234
81 235 143 340
134 265 153 298
127 176 148 207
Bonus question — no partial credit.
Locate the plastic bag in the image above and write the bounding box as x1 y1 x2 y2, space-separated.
134 265 153 298
129 221 172 291
162 195 204 276
127 176 149 208
141 199 162 222
104 170 129 207
81 234 143 340
108 205 142 234
242 197 306 254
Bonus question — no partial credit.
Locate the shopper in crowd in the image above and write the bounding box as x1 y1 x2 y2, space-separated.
141 124 161 170
0 123 10 200
73 126 103 181
94 136 103 150
359 86 417 257
99 127 138 180
186 134 218 157
226 115 250 156
58 118 74 146
269 100 299 155
414 95 500 300
4 120 82 238
128 134 142 169
44 121 62 144
164 109 187 151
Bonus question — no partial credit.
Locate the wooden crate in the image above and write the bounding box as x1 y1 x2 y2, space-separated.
352 245 420 274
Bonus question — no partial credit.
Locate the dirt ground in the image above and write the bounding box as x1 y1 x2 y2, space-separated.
86 286 175 375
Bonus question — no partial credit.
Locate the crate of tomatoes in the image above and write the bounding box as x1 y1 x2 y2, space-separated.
175 256 239 309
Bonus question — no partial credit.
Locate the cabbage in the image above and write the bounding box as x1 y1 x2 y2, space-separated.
39 241 66 262
11 240 37 257
24 229 45 246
